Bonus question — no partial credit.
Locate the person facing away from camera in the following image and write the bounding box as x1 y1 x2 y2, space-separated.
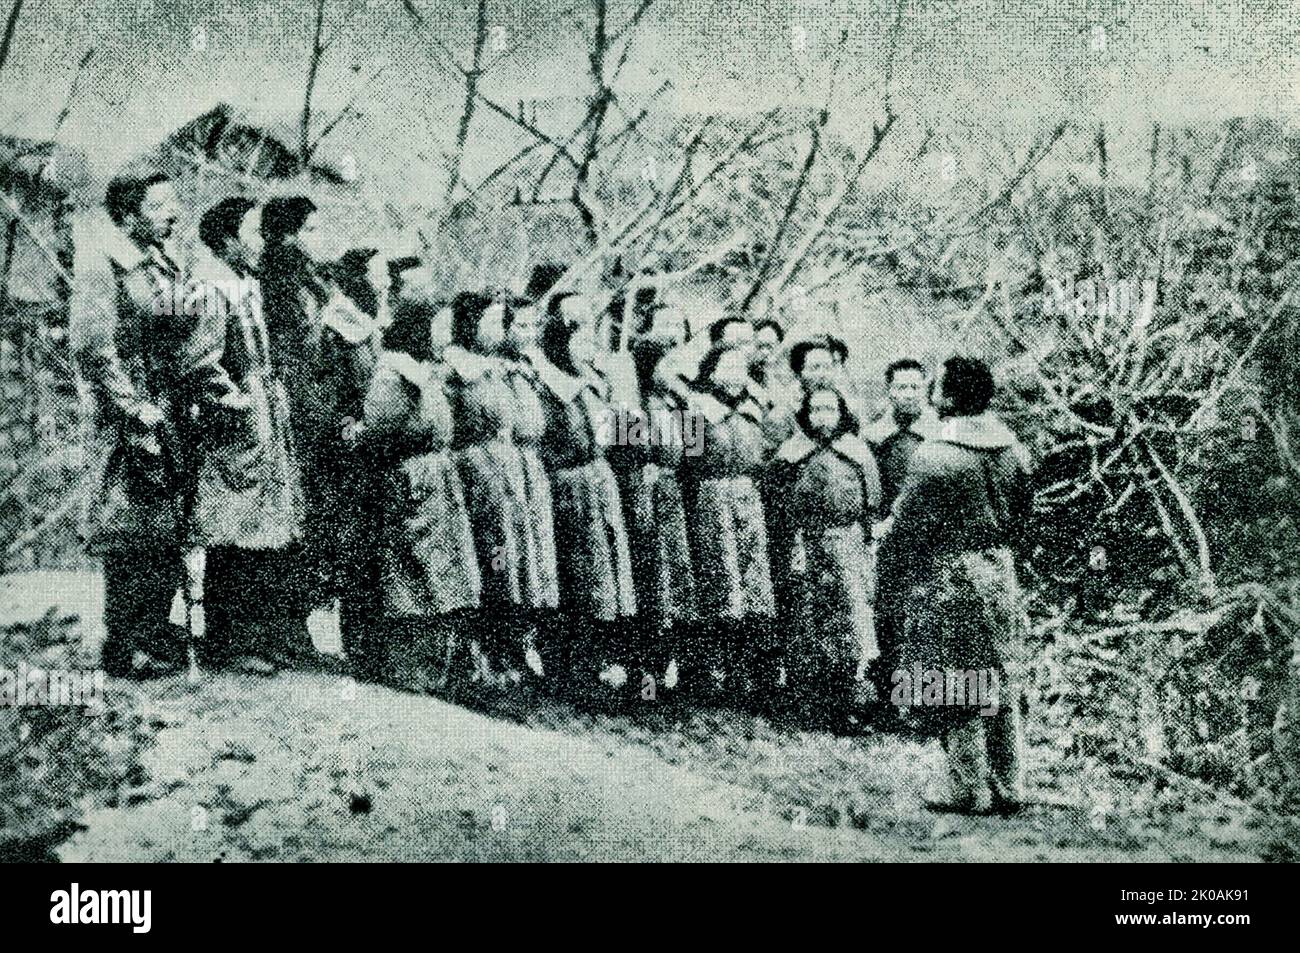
445 291 559 694
187 196 307 674
71 167 194 678
875 355 1033 816
677 342 777 703
862 357 942 517
530 296 639 698
356 293 481 692
766 384 881 730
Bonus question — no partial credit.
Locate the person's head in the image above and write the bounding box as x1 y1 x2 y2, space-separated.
708 315 754 348
261 195 327 262
797 385 857 441
631 337 674 399
698 343 750 398
105 170 179 247
451 291 508 354
934 355 995 419
330 247 381 317
752 319 784 368
885 358 927 419
505 301 542 354
383 296 441 362
540 310 594 377
789 335 847 391
198 196 258 271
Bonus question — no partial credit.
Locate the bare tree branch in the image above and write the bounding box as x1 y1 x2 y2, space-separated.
299 0 328 167
0 0 23 76
445 0 489 205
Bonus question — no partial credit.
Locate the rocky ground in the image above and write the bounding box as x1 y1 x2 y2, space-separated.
0 570 1273 862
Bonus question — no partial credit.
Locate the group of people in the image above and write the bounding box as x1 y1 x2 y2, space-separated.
72 164 1034 814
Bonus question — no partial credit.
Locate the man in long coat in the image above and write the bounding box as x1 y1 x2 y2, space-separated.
71 169 191 676
875 356 1033 815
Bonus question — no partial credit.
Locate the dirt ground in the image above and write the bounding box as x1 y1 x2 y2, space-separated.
1 570 1268 862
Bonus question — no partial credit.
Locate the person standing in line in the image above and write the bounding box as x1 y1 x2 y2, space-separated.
767 385 881 730
876 356 1033 816
445 291 557 693
533 299 637 701
187 197 306 674
358 294 481 692
499 274 563 679
619 334 698 696
71 168 191 678
678 343 777 703
258 197 380 670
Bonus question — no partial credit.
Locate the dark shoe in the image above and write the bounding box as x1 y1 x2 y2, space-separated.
989 798 1026 817
923 797 991 816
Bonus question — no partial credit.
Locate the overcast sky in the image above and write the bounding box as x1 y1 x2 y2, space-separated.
3 0 1298 184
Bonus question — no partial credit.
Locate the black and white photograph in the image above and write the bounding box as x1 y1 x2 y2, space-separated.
0 0 1297 880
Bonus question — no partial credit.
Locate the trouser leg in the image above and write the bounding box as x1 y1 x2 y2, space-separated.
984 669 1024 804
200 545 237 666
941 716 992 811
101 545 186 672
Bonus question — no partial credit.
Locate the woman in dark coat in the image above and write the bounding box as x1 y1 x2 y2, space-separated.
876 356 1032 813
768 385 881 728
445 292 559 688
359 296 481 692
259 199 381 669
533 300 637 694
678 343 776 700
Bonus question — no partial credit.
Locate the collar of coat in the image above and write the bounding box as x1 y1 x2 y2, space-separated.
320 291 381 345
380 349 430 388
861 406 942 445
935 411 1019 450
532 354 603 405
191 251 259 308
775 430 877 470
445 345 502 383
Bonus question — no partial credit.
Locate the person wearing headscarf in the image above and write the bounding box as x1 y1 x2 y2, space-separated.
532 295 637 699
358 294 481 691
677 342 777 702
767 385 881 729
